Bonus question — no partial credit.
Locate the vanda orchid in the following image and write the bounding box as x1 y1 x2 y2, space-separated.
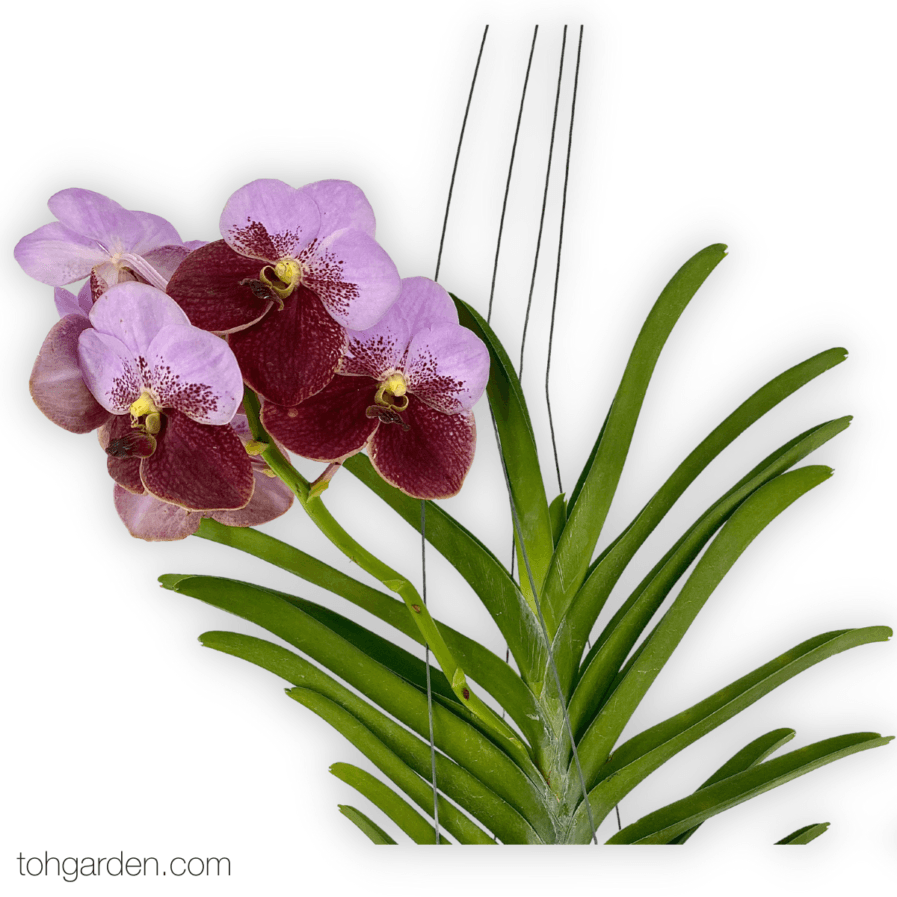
167 178 402 407
262 277 489 499
15 30 891 846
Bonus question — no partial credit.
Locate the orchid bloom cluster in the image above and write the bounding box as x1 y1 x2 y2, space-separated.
17 183 490 541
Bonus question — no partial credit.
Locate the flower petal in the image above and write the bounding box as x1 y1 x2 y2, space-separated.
127 211 183 255
368 396 476 499
228 285 346 406
47 188 140 245
220 179 320 262
114 485 201 541
89 282 189 355
305 228 400 330
404 322 490 414
14 221 106 285
141 244 195 283
392 277 459 332
166 240 273 333
300 179 376 238
140 409 254 511
262 375 379 461
340 314 410 379
53 282 92 319
30 315 111 433
211 467 294 527
144 324 242 424
78 329 141 414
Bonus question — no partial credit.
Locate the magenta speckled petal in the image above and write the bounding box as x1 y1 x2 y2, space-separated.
262 375 379 461
78 329 141 414
228 286 346 406
15 221 106 285
144 324 242 425
30 315 111 433
166 240 273 333
369 396 476 499
114 485 201 541
220 179 320 262
305 228 400 330
341 315 410 379
405 322 490 414
89 282 189 355
299 180 376 238
140 409 254 511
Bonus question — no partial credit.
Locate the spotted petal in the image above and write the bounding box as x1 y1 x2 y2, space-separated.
30 315 111 433
212 467 294 527
305 228 401 330
143 324 242 425
220 179 320 262
369 395 476 499
166 240 274 334
78 329 141 414
262 375 379 462
140 409 254 511
405 322 490 414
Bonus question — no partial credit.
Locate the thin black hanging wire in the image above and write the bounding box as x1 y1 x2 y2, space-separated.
425 23 489 843
519 27 568 380
487 26 538 323
545 25 584 496
435 26 489 283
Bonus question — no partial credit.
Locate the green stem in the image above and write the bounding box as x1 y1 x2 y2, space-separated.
241 388 535 769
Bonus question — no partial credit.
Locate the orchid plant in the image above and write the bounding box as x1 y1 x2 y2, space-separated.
17 164 891 845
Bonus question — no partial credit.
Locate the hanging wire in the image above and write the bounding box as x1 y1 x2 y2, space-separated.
435 26 489 283
519 27 568 380
424 23 489 843
487 26 538 323
545 25 584 496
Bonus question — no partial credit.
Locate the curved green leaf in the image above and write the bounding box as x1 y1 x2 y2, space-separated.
163 575 548 825
543 244 729 634
199 630 507 844
569 626 890 839
668 728 796 843
573 466 832 791
193 520 545 747
338 805 397 844
568 417 851 722
775 822 830 845
454 297 554 603
331 763 450 844
344 457 548 690
605 733 891 844
553 348 848 686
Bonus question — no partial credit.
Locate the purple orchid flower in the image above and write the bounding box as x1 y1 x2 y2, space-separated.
15 188 201 300
77 282 254 511
166 179 401 408
262 277 490 500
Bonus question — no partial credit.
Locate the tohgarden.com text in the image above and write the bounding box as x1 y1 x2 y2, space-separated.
17 852 231 882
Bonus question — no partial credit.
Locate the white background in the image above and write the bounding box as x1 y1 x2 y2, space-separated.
2 0 895 893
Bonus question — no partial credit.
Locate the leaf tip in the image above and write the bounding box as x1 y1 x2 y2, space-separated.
158 573 193 592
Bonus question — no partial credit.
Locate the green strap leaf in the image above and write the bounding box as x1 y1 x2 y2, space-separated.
541 245 728 633
775 822 830 845
548 493 567 547
573 466 833 792
331 763 451 844
605 733 891 844
454 297 555 606
569 626 890 839
194 520 545 747
338 806 397 844
553 348 848 687
163 575 548 826
200 630 510 844
568 417 850 723
668 728 796 843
